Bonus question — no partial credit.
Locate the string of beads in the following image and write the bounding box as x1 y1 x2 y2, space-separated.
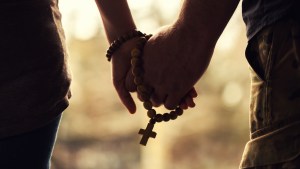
106 29 146 61
106 30 185 146
130 37 184 146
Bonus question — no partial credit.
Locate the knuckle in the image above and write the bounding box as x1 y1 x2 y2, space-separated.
164 103 177 110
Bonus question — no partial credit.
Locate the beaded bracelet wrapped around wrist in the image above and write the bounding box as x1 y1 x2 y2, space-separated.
106 29 147 61
130 36 185 146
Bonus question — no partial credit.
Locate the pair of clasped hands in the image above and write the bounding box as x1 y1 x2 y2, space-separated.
98 0 239 114
111 25 215 114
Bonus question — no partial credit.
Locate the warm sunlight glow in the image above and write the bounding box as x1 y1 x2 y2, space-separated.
54 1 248 169
59 0 181 40
222 81 243 107
59 0 100 40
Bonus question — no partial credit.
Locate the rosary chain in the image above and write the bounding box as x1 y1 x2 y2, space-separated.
130 37 184 125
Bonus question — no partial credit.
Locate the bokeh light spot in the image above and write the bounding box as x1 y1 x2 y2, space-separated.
222 81 243 107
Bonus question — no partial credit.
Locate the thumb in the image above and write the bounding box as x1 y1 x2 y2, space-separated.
125 68 136 92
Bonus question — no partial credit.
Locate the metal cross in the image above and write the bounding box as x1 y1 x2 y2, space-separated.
138 123 157 146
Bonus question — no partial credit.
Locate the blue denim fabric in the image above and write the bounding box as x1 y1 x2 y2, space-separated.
242 0 295 40
0 114 61 169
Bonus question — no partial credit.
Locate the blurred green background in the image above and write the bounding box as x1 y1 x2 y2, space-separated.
51 0 249 169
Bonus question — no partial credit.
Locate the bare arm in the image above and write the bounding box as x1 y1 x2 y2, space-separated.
95 0 136 42
177 0 240 44
95 0 139 113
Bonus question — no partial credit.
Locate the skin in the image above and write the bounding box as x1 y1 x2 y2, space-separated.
95 0 138 113
95 0 240 113
141 0 240 109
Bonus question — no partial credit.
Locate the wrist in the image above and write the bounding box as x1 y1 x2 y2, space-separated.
104 23 137 43
174 0 239 46
173 20 217 49
106 30 149 61
95 0 137 43
170 21 215 75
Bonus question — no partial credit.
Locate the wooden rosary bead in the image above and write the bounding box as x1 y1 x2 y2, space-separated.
131 58 142 67
136 42 145 49
128 32 135 38
162 113 171 122
137 31 145 36
111 42 119 49
149 118 156 124
106 54 111 60
132 67 143 76
106 30 147 62
147 109 156 118
155 114 163 122
170 111 178 120
145 34 152 40
134 76 143 85
143 101 153 110
106 49 113 55
175 108 183 116
114 40 121 46
139 36 147 41
131 48 141 57
138 37 147 44
140 92 150 101
131 35 190 146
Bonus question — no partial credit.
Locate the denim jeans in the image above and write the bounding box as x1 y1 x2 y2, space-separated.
0 114 61 169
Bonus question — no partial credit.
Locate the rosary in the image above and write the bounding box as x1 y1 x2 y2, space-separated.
106 30 185 146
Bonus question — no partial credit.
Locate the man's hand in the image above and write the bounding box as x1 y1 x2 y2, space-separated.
137 0 240 110
140 24 215 110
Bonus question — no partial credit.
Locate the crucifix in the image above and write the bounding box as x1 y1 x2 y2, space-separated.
138 122 157 146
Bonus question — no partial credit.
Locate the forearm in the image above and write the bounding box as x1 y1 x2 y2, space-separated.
176 0 240 45
95 0 136 43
